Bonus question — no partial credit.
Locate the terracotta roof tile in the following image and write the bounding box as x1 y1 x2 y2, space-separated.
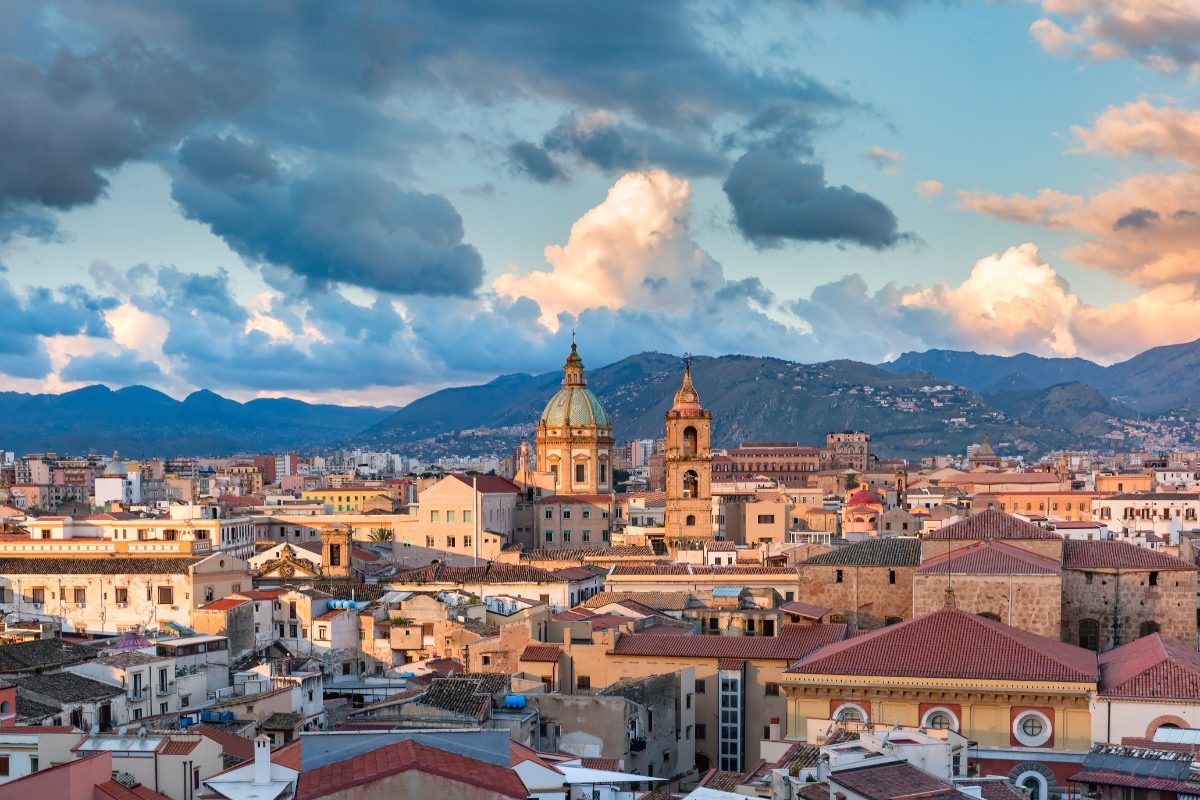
198 597 250 612
583 591 696 611
831 761 958 798
296 738 526 799
161 739 199 755
392 562 566 584
0 556 204 575
1100 634 1200 699
610 564 796 575
612 623 846 661
520 546 656 562
787 608 1097 683
580 757 620 771
94 779 173 800
923 509 1062 540
520 644 563 663
449 473 521 494
802 539 922 567
1063 539 1197 571
915 540 1061 575
780 601 830 619
194 723 254 763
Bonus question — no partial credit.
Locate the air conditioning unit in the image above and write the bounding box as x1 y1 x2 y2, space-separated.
116 603 128 608
31 603 41 610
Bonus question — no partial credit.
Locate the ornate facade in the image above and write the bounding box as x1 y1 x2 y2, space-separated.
664 361 713 541
534 343 613 495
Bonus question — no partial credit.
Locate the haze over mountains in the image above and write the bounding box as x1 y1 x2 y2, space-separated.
5 338 1200 458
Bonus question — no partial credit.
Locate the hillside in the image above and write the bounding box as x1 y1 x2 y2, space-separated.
359 352 1112 459
984 382 1136 438
0 386 393 457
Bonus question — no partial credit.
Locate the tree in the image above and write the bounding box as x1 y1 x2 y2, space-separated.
368 527 394 542
843 473 860 491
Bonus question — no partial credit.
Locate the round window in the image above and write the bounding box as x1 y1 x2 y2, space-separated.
1012 711 1052 747
922 707 959 732
929 713 951 729
834 703 867 724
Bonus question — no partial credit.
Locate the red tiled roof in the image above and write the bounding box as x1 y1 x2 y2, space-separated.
510 740 563 774
95 780 173 800
1067 770 1195 792
915 540 1061 576
449 473 521 494
272 741 303 770
1063 539 1197 570
194 724 254 763
296 738 527 799
717 658 746 670
232 589 286 600
392 562 565 584
161 739 199 755
787 608 1097 683
831 761 956 797
197 597 250 612
580 757 620 771
611 623 846 661
520 644 563 663
610 564 797 575
313 608 350 622
1100 634 1200 699
780 601 830 619
707 541 736 551
551 566 604 581
923 509 1062 540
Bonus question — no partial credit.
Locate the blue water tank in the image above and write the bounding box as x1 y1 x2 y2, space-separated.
220 710 235 722
400 672 416 679
179 717 192 728
200 711 214 722
504 694 526 709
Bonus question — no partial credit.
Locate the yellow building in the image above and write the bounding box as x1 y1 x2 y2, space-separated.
533 342 614 494
782 606 1097 799
301 486 397 512
974 490 1099 521
664 360 714 542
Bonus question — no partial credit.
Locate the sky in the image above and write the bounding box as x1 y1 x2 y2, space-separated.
3 1 1200 406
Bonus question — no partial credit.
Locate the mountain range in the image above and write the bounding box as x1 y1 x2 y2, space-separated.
6 337 1200 459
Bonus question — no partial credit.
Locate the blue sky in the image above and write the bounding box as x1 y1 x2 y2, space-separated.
2 0 1200 405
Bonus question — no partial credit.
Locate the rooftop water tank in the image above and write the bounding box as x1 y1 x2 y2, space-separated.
504 694 526 709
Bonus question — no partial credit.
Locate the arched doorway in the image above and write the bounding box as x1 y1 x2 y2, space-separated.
1008 762 1055 800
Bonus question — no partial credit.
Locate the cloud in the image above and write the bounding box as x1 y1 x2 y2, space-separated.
723 149 908 249
864 146 901 175
915 179 945 198
961 173 1200 285
1030 1 1200 72
1113 207 1160 230
957 188 1081 226
1071 99 1200 166
506 141 567 184
0 278 116 378
0 36 251 214
493 170 725 327
171 142 484 296
541 110 728 177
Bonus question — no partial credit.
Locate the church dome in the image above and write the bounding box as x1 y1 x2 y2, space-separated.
540 343 611 428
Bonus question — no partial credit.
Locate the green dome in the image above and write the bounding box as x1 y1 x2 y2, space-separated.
541 385 610 427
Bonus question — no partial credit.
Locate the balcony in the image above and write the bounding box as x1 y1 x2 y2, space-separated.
128 690 146 702
156 683 173 696
629 737 646 752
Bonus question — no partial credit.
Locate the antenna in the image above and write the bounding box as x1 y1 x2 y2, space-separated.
683 352 692 370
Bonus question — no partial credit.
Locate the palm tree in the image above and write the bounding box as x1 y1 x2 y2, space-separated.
367 527 393 542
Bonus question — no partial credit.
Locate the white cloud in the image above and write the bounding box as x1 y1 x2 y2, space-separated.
1071 98 1200 165
915 179 945 198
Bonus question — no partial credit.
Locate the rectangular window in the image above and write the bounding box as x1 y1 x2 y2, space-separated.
575 464 585 483
463 510 472 522
562 509 572 519
115 588 128 605
695 678 706 693
289 624 297 637
31 587 45 604
318 626 328 639
757 515 775 524
463 535 472 547
696 723 706 740
430 510 439 523
562 530 571 542
446 536 456 548
0 755 9 776
577 675 591 689
582 530 591 542
158 586 174 605
835 569 844 583
545 531 554 542
328 543 341 567
600 464 607 484
425 536 434 548
73 587 86 605
446 510 455 523
582 508 591 519
602 530 610 541
888 570 896 585
765 682 779 696
544 508 553 519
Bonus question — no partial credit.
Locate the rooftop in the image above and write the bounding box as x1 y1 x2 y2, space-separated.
12 672 126 702
0 556 204 574
296 738 526 800
787 608 1097 683
923 509 1063 540
1100 634 1200 699
0 638 96 674
915 540 1061 576
611 623 846 661
583 591 698 611
802 538 922 567
1063 539 1197 571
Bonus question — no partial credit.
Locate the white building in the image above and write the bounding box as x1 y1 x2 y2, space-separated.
1093 492 1200 545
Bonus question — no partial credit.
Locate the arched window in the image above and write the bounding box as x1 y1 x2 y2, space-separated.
685 514 696 526
884 616 903 626
1079 618 1100 651
833 703 868 725
683 426 698 457
0 701 9 714
1140 620 1160 637
683 470 698 498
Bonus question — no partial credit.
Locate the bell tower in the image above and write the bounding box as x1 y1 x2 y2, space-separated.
665 357 713 541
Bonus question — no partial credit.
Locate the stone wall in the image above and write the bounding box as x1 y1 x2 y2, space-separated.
912 573 1061 638
796 564 915 631
1061 567 1197 650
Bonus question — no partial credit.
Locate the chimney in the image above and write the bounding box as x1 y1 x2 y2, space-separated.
252 734 271 785
769 717 781 740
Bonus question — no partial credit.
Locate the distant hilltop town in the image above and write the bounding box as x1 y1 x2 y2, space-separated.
0 342 1199 798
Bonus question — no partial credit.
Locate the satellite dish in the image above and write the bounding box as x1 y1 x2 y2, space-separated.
137 726 147 739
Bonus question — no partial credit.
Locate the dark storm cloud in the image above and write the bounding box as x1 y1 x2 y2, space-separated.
178 135 280 186
0 279 116 378
542 113 728 177
61 350 164 385
0 36 251 215
172 151 484 296
723 149 907 249
506 141 567 184
1113 207 1161 231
